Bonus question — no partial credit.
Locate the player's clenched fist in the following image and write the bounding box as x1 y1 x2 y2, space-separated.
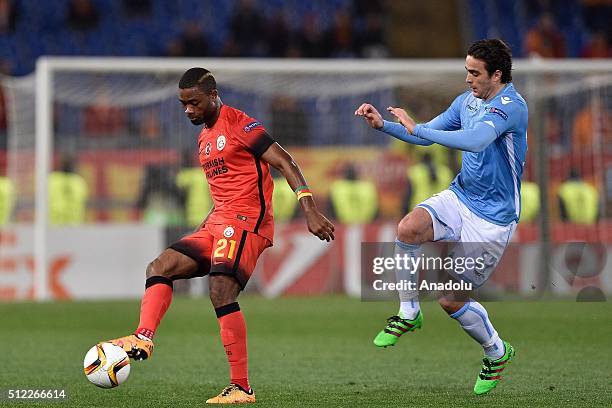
354 103 383 129
305 210 335 242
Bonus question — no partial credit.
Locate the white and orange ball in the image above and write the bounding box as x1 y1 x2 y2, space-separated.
83 342 130 388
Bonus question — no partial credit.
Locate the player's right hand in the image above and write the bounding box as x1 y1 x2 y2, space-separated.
305 210 335 242
354 103 383 129
387 106 416 133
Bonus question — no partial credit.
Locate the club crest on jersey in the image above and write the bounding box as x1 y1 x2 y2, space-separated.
203 141 212 156
223 226 235 238
243 121 261 133
217 135 226 151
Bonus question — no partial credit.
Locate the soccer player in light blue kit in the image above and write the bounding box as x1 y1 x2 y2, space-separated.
355 39 528 395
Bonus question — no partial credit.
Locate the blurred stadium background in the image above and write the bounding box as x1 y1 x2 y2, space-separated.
0 0 610 301
0 1 611 407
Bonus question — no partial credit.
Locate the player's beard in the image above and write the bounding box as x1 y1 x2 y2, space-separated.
190 117 205 126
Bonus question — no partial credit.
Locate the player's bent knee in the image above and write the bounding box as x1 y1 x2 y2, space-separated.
145 249 198 281
209 289 237 309
145 260 159 279
397 211 431 244
145 258 171 280
209 291 235 309
209 275 240 308
397 220 417 243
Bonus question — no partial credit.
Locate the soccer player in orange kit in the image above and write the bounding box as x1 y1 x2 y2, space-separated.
109 68 335 404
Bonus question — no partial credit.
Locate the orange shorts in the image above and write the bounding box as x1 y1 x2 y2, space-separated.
169 223 271 289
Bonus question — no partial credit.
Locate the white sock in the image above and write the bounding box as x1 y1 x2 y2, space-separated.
399 299 420 320
395 239 421 320
450 300 505 359
136 333 152 341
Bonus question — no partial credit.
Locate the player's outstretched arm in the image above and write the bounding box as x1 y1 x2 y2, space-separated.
260 143 335 242
412 121 497 153
355 103 432 146
387 106 416 132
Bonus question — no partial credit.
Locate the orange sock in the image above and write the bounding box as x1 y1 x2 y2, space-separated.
216 303 249 391
136 276 173 340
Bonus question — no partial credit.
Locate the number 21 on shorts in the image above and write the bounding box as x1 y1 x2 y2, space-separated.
214 238 237 261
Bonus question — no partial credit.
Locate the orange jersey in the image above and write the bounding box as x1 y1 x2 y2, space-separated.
197 105 275 242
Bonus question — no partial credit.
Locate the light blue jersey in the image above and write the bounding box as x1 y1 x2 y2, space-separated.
415 84 528 226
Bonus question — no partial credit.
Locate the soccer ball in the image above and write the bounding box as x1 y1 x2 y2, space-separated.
83 343 131 388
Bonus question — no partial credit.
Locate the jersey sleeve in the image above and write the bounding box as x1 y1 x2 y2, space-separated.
234 116 276 158
422 92 466 131
479 97 522 137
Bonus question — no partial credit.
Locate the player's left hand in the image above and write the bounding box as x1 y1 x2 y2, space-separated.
387 107 416 133
354 103 384 129
305 210 335 242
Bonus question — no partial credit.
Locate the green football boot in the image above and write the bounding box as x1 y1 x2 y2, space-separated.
373 311 423 347
473 341 515 395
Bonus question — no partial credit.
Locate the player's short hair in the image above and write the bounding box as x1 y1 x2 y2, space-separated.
179 67 217 93
467 39 513 83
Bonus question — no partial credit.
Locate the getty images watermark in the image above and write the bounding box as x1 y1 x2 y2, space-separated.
360 242 609 301
361 242 494 301
371 252 485 292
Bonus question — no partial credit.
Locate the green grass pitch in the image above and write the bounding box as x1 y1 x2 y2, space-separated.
1 296 611 407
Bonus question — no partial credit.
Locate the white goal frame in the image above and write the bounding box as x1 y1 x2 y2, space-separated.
33 57 612 300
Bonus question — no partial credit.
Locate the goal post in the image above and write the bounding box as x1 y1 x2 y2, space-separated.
3 57 610 300
34 58 52 301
